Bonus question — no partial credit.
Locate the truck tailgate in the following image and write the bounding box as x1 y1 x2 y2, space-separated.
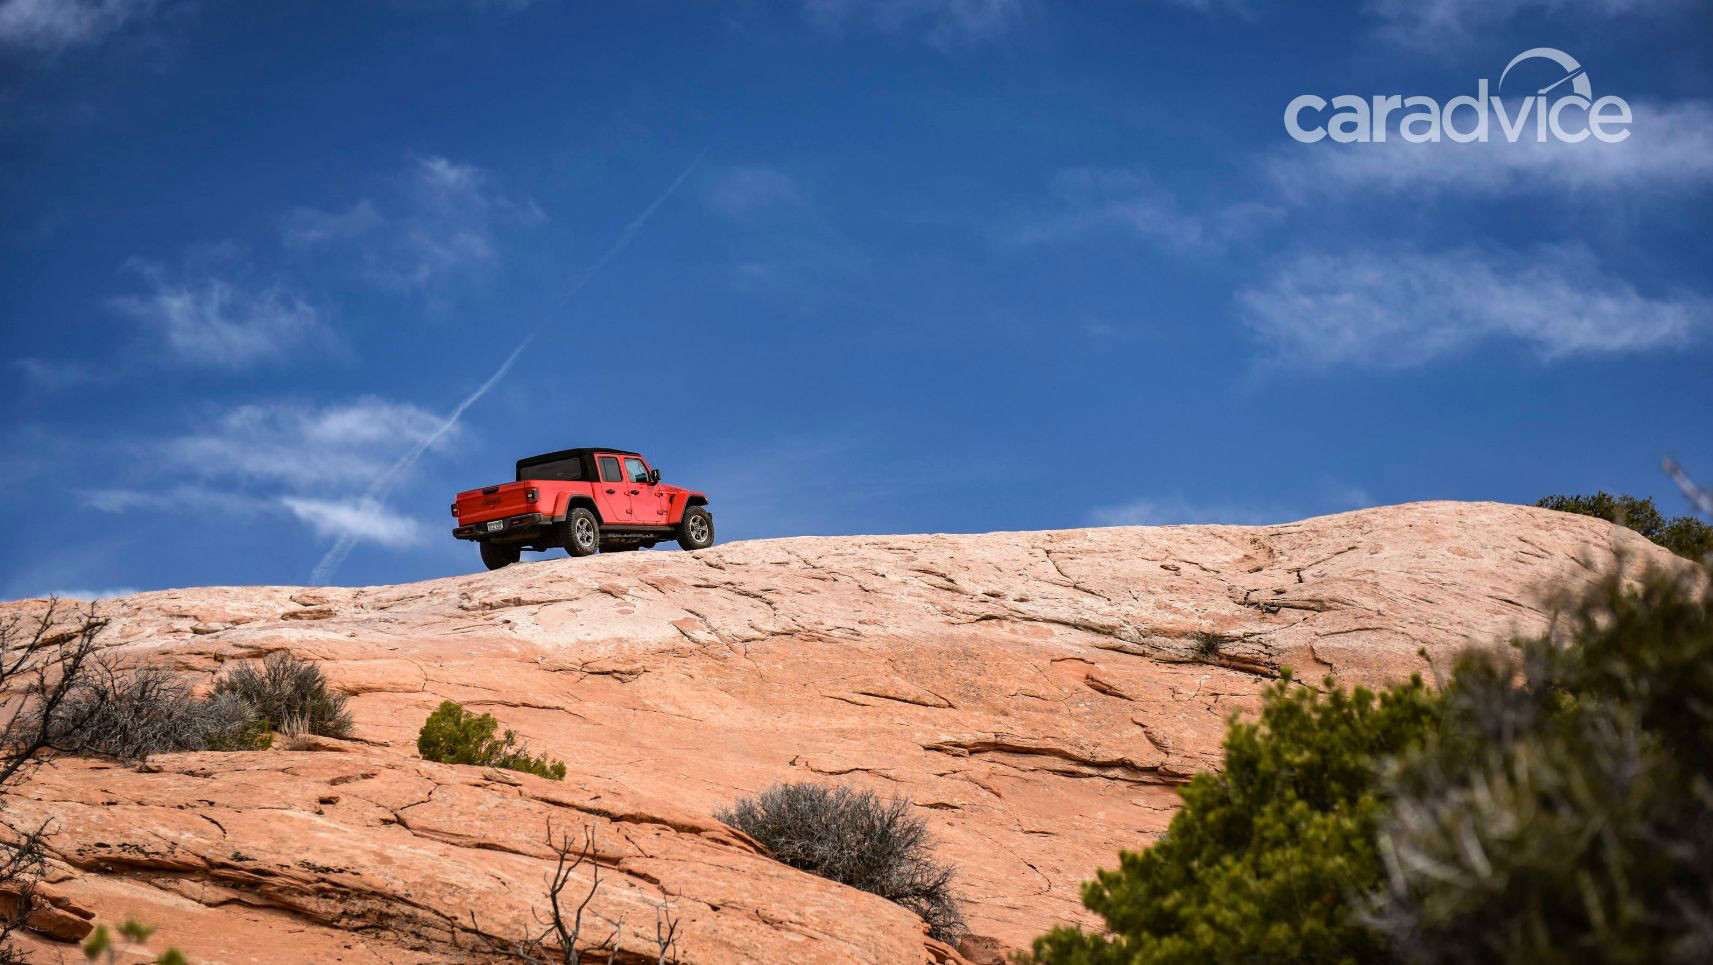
455 482 537 525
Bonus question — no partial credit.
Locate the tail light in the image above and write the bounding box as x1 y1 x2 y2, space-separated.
450 503 459 517
525 488 539 503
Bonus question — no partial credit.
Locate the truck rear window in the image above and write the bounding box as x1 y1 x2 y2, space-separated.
517 457 584 482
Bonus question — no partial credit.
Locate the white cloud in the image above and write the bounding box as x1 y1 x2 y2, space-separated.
0 0 153 52
802 0 1026 47
284 156 540 291
13 357 98 390
1088 497 1288 527
1014 168 1281 253
1267 100 1713 198
162 397 452 489
80 484 260 515
1237 244 1709 369
281 199 383 247
281 496 429 549
8 587 141 602
707 166 802 217
81 397 448 555
1367 0 1684 47
109 262 325 368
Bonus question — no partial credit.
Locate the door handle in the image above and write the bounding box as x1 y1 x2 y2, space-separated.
629 489 640 495
605 488 615 494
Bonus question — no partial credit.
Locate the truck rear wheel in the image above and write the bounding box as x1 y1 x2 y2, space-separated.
561 507 600 557
480 541 521 571
677 506 714 551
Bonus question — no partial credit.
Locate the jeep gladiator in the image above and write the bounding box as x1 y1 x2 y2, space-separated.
451 448 713 569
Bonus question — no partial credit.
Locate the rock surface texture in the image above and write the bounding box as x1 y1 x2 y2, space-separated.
4 502 1686 963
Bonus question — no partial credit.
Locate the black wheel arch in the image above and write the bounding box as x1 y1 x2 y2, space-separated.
557 495 604 523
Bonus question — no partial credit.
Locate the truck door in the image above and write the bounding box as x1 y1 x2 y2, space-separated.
594 454 633 523
623 456 668 526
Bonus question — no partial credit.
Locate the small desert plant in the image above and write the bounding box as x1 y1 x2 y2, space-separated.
82 916 187 964
45 663 266 760
202 711 274 752
465 821 682 963
716 782 966 943
417 701 566 780
0 601 104 963
213 651 352 739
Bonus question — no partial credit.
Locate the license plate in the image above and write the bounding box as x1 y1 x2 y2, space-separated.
486 520 503 532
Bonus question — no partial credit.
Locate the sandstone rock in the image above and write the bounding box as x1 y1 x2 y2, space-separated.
0 881 95 942
4 502 1688 963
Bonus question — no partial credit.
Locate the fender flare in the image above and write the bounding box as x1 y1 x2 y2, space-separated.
664 493 707 525
551 493 603 524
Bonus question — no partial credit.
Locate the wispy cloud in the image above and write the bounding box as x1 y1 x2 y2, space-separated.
1238 244 1709 369
697 162 864 300
802 0 1026 48
1013 168 1281 254
13 357 99 391
109 259 326 368
160 398 453 489
1087 497 1289 527
1267 100 1713 198
1366 0 1686 48
1090 478 1374 527
80 484 261 516
80 397 453 554
281 199 383 247
0 0 155 52
4 587 141 602
282 496 429 549
707 165 802 218
284 155 542 291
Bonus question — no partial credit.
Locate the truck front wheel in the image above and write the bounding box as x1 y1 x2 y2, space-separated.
561 507 600 557
480 541 521 571
677 506 715 551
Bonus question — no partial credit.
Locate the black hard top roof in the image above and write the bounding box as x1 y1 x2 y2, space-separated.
517 447 640 466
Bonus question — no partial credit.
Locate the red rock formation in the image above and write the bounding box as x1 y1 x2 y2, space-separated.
3 502 1683 963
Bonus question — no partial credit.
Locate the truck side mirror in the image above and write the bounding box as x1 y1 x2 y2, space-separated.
648 468 661 484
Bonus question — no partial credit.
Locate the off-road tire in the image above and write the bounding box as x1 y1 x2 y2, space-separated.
561 507 600 557
480 540 521 571
676 506 715 551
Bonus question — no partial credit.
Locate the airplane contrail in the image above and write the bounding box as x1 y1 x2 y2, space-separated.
560 148 705 304
309 152 706 585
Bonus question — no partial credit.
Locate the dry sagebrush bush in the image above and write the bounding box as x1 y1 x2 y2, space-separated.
214 651 352 739
717 782 966 943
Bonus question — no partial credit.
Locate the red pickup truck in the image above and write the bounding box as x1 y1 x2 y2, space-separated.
451 448 714 569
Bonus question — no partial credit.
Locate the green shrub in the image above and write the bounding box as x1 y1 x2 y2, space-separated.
1370 567 1713 963
716 782 966 944
203 713 274 752
213 652 352 739
416 700 565 780
82 917 187 964
1032 563 1713 964
1537 492 1713 562
1031 671 1441 964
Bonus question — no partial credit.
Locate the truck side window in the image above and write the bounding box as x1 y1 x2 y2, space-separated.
599 456 623 482
624 457 649 484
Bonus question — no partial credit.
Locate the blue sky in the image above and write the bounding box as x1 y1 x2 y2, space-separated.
3 0 1710 597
